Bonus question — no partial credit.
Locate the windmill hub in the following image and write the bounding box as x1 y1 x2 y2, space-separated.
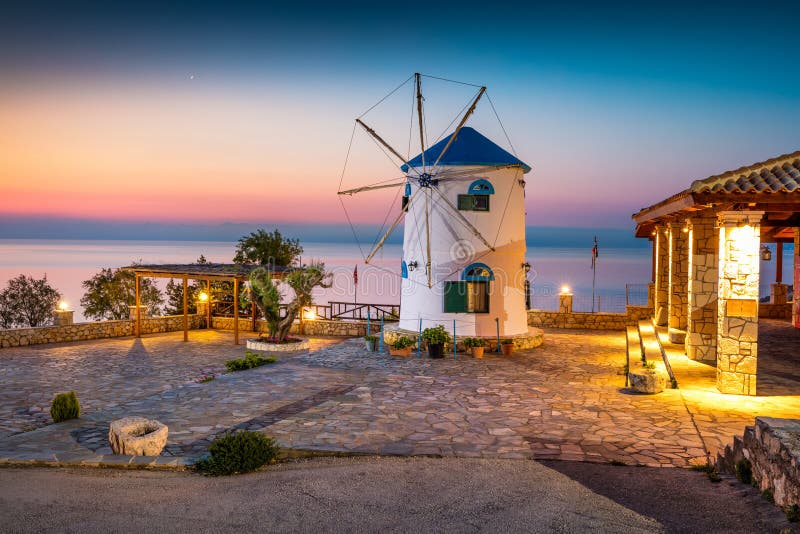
417 173 434 188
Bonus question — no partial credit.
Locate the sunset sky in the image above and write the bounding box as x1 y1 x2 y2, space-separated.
1 1 799 236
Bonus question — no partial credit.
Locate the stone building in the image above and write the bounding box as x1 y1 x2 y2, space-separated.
633 151 800 395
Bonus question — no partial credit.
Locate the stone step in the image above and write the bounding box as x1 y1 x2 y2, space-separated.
637 319 677 388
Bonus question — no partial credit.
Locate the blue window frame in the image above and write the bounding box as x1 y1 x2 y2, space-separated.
462 263 494 281
467 179 494 195
401 260 408 278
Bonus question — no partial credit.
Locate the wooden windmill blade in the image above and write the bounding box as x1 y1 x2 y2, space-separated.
337 179 407 196
364 187 423 264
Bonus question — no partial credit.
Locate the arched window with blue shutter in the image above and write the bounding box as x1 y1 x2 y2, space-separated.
467 179 494 195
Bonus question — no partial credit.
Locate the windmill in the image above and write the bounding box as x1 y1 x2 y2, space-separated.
339 73 532 337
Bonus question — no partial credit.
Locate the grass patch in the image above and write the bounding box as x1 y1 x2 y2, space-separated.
225 351 277 372
690 461 721 482
735 458 753 485
195 431 279 476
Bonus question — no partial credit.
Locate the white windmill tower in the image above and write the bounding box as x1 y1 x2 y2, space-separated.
339 74 536 341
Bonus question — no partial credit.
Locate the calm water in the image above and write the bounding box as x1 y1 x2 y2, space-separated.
0 239 789 322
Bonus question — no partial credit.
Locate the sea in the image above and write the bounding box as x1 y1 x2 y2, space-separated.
0 239 791 323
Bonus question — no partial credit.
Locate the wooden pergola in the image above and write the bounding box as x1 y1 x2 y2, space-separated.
124 263 291 345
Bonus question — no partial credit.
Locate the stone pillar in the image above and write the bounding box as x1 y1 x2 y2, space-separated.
770 283 788 304
686 217 718 362
794 229 800 328
716 211 763 396
53 309 74 326
654 226 670 325
647 283 655 309
668 222 689 343
128 305 147 320
559 293 573 313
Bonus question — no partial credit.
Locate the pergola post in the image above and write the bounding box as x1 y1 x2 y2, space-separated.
668 222 689 343
653 225 670 324
135 274 141 338
686 217 718 362
182 276 188 342
233 278 239 345
206 279 212 329
716 211 763 395
770 242 789 304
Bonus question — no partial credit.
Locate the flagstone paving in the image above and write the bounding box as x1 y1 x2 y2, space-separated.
0 325 797 468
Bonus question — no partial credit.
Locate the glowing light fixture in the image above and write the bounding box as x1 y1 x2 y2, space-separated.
760 245 772 261
408 260 418 271
58 301 69 311
302 308 316 321
560 285 571 294
198 292 209 302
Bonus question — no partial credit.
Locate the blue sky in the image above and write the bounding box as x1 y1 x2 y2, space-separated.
1 0 798 236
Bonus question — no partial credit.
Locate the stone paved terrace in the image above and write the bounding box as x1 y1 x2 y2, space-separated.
0 325 798 468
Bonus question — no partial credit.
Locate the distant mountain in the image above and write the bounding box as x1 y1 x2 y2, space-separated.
0 216 648 249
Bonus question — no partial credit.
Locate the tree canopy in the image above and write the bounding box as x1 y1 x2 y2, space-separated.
233 229 303 267
80 267 162 321
0 274 61 328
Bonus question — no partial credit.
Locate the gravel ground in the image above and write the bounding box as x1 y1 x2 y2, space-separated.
0 457 793 533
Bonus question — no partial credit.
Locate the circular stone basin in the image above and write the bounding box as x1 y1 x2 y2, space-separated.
108 417 168 456
246 338 310 352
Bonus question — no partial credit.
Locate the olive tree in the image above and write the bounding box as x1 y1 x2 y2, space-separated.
0 274 62 328
275 262 331 341
80 267 162 320
249 267 281 339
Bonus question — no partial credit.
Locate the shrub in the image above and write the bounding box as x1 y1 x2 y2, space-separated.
761 489 773 503
464 337 485 348
643 361 656 370
500 339 514 345
194 431 279 476
391 336 415 350
690 461 721 482
196 373 216 383
364 335 378 342
735 458 753 485
50 391 80 423
422 325 451 345
225 352 276 372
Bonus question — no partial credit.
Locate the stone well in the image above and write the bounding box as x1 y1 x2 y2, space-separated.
108 417 168 456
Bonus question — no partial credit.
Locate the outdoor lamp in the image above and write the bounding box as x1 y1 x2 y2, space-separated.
560 285 571 294
408 260 418 271
58 301 68 311
760 245 772 261
522 262 531 273
198 292 209 302
302 308 316 320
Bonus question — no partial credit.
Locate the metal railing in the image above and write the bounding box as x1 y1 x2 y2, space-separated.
211 301 400 322
625 284 650 307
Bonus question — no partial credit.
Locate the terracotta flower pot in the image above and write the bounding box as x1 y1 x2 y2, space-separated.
470 346 485 359
501 343 514 356
389 346 412 357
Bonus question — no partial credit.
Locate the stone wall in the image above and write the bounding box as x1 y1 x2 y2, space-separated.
0 315 204 349
686 217 718 362
211 317 382 338
718 417 800 510
759 303 792 320
527 305 652 330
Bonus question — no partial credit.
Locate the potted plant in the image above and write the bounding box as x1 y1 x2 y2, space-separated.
364 335 378 352
464 337 486 359
422 325 451 359
500 339 515 356
389 336 414 357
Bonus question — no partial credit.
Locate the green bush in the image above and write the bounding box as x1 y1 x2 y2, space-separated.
50 391 80 423
500 339 514 345
463 337 485 348
643 361 656 370
422 325 451 345
391 336 415 349
225 351 277 372
735 458 753 485
364 335 378 342
194 431 279 476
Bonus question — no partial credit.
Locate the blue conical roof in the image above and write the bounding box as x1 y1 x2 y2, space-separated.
401 127 531 174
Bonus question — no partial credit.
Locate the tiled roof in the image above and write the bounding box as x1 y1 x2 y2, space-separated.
690 151 800 194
